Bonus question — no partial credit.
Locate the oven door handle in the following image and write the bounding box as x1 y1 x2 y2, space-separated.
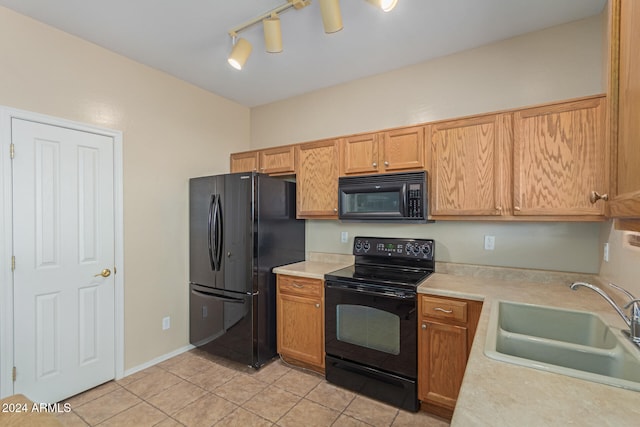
325 282 415 300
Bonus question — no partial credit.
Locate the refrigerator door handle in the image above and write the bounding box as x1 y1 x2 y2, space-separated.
213 193 223 271
191 288 246 304
207 194 216 271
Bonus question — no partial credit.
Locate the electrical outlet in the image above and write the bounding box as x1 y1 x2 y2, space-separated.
603 242 609 262
341 231 348 243
484 235 495 251
162 316 171 330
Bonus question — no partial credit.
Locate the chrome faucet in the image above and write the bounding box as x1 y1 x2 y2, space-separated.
570 281 640 346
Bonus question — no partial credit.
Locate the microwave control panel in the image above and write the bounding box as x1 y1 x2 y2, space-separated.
353 237 434 260
407 183 423 218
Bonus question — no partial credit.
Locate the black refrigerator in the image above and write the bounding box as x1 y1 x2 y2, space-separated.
189 172 305 368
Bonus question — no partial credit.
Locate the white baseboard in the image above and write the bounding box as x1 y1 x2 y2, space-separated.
120 344 195 379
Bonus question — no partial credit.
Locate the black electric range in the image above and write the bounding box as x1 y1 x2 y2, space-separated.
323 236 435 412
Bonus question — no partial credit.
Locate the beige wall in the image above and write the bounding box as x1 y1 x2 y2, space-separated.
251 15 606 274
599 225 640 297
0 7 250 369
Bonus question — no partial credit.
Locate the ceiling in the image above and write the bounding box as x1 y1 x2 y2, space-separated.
0 0 606 107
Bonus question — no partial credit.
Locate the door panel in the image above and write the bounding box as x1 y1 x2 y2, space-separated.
189 176 219 288
12 118 115 403
222 173 252 294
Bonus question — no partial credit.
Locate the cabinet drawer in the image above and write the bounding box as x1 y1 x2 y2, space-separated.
421 296 467 323
278 275 323 298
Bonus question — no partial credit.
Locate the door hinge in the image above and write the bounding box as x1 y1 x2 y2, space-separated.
12 366 16 382
10 143 15 159
11 256 15 272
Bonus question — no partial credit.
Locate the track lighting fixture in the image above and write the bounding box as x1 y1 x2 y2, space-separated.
319 0 343 33
226 0 399 70
367 0 399 12
227 36 252 70
263 14 283 53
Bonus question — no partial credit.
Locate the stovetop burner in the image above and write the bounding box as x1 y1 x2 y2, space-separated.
324 237 435 290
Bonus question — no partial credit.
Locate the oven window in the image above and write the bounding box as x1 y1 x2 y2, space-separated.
344 192 400 214
336 304 400 355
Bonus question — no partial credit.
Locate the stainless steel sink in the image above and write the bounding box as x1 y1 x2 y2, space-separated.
484 301 640 391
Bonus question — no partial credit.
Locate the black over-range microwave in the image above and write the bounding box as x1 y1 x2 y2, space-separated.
338 171 430 222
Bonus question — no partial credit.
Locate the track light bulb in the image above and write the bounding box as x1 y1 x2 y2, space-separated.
263 15 283 53
319 0 343 33
368 0 398 12
228 37 252 70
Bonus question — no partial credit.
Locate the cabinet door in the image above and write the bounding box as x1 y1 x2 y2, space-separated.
230 151 258 173
381 126 425 172
259 146 296 175
296 139 339 218
514 97 608 216
418 321 467 414
609 0 640 222
340 133 380 175
430 115 511 216
277 293 324 368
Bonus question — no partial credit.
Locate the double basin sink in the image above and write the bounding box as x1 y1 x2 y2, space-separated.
484 301 640 391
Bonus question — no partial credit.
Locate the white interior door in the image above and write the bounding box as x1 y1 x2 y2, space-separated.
12 118 115 403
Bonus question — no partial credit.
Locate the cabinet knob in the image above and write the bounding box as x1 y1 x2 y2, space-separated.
334 208 338 213
315 303 320 308
589 191 609 204
495 206 502 212
384 161 389 167
372 162 377 168
514 206 521 211
421 323 427 329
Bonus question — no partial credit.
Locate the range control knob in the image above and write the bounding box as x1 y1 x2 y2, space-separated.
421 244 432 257
362 241 371 252
354 240 363 252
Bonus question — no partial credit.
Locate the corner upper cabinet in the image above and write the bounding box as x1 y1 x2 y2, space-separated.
340 126 426 176
430 114 512 217
230 150 259 173
296 139 339 219
513 96 608 218
608 0 640 225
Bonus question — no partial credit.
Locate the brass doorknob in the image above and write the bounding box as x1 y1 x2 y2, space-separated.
94 269 111 278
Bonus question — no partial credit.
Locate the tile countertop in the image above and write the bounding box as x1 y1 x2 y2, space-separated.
419 268 640 426
272 252 354 280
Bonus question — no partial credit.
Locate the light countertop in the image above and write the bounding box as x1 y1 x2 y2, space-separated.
419 270 640 426
272 252 354 280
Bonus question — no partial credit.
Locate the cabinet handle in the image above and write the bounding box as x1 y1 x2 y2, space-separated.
384 161 389 167
421 323 427 329
495 206 502 212
434 307 453 314
292 283 305 289
315 303 320 308
589 191 609 204
372 162 377 168
514 206 521 211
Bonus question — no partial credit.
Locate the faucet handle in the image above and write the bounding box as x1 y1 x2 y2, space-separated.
607 282 637 301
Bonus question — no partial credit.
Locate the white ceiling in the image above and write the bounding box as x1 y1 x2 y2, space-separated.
0 0 606 107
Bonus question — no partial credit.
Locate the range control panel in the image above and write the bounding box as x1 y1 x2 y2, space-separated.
353 237 435 260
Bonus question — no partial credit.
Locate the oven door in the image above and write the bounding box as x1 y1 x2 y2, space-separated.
324 281 417 378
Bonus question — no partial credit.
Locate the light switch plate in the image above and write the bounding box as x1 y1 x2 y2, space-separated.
341 231 348 243
484 235 495 251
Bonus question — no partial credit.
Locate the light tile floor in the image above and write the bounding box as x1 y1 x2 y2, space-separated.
56 350 450 427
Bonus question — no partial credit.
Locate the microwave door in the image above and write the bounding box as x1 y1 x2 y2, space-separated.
339 182 407 219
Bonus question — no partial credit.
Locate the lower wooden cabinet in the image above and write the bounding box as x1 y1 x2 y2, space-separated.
276 274 325 371
418 295 482 419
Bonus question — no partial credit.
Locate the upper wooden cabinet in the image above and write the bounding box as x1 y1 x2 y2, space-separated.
340 126 426 176
608 0 640 226
513 96 608 217
430 114 512 216
296 139 339 219
230 150 258 173
230 146 295 175
258 146 296 175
